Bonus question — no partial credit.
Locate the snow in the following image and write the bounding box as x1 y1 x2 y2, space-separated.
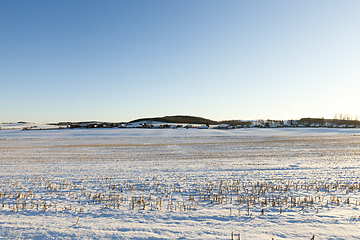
0 122 63 131
0 127 360 140
1 128 360 239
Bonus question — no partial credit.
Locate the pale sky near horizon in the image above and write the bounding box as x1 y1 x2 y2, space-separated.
1 0 360 123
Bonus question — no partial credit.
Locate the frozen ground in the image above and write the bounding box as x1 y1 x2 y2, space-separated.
1 128 360 239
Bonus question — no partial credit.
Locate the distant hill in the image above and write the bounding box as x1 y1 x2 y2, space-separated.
30 115 360 130
129 115 219 125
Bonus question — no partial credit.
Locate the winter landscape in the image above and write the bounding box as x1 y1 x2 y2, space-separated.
3 0 360 239
1 126 360 239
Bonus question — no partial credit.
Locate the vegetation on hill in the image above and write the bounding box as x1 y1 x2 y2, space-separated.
129 115 219 125
298 117 359 126
219 120 253 126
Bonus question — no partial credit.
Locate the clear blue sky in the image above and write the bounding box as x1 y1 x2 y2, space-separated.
1 0 360 123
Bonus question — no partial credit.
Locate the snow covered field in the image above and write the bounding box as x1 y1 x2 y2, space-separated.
1 128 360 239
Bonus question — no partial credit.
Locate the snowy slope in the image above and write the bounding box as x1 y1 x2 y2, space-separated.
1 129 360 239
1 127 360 139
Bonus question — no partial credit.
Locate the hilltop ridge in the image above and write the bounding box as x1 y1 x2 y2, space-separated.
129 115 219 125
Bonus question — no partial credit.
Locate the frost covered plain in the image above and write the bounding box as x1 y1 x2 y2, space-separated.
1 128 360 239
